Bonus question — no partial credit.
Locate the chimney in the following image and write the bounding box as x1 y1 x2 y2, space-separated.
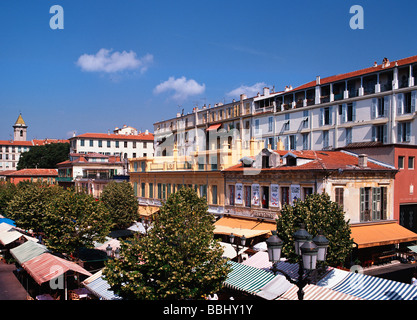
240 93 247 101
145 129 149 134
263 87 270 97
316 76 321 85
358 154 368 168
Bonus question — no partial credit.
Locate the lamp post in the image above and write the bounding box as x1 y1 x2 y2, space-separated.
266 224 329 300
229 233 246 263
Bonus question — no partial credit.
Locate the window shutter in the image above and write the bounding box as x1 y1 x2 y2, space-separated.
383 125 387 143
360 188 365 219
371 98 377 119
406 122 411 142
384 96 390 117
412 91 417 113
341 104 346 123
397 93 404 115
398 123 403 142
352 102 356 121
329 106 333 125
320 108 324 126
372 126 376 142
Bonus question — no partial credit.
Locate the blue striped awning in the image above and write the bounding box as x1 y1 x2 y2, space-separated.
224 261 277 295
82 270 121 300
327 271 417 300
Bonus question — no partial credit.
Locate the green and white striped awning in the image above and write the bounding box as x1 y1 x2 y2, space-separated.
224 261 277 295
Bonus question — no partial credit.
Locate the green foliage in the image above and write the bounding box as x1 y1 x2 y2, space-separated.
6 181 64 233
0 182 18 217
42 188 112 254
103 187 230 300
17 142 70 170
100 181 139 229
276 192 354 267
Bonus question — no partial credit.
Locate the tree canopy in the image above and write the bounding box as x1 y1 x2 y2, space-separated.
103 187 230 300
275 192 353 267
17 142 70 170
100 181 139 230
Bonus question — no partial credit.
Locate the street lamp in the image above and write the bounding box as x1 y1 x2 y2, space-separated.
106 244 113 258
266 224 329 300
229 233 246 263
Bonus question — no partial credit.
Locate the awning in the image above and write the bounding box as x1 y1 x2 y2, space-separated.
0 229 38 246
10 241 48 265
256 275 292 300
321 269 417 300
206 124 221 131
219 242 248 259
350 222 417 248
138 205 159 217
128 221 153 234
277 284 363 300
82 269 121 300
22 253 92 285
407 245 417 253
224 261 277 295
214 216 276 239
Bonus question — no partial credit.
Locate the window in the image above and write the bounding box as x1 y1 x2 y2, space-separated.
124 141 128 148
302 133 309 150
340 103 356 123
397 122 411 142
98 140 102 148
200 185 207 199
323 130 329 149
115 141 119 148
284 113 290 131
320 107 332 125
107 140 111 148
143 142 147 148
302 110 309 128
149 183 153 198
261 186 269 209
409 156 415 169
133 153 136 158
372 125 387 143
244 186 251 208
335 188 344 207
398 156 405 169
141 183 146 197
285 135 296 150
89 140 94 147
80 139 85 147
397 92 416 115
372 97 388 118
229 185 235 205
360 187 387 222
211 185 218 205
268 117 273 132
133 182 138 197
255 119 260 134
133 142 136 148
303 187 313 200
346 127 352 145
281 187 290 206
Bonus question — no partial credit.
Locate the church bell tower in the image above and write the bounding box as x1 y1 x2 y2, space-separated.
13 113 27 141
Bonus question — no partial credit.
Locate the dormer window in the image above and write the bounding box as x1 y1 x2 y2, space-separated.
286 156 297 166
262 155 270 168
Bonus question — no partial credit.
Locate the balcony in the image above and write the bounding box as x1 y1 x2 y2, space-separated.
56 177 73 182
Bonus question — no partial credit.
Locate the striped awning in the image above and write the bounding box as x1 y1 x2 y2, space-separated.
219 242 248 259
277 284 363 300
224 261 277 295
0 229 38 246
82 269 121 300
10 241 48 265
320 269 417 300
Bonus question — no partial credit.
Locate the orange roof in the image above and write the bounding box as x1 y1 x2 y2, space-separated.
0 140 33 146
4 169 58 177
73 132 154 141
223 150 396 172
32 139 69 145
287 55 417 93
351 222 417 248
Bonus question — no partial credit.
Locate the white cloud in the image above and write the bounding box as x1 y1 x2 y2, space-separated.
76 48 153 73
154 76 205 100
226 82 267 99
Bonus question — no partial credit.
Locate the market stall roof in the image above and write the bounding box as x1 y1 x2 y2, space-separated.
82 269 121 300
95 238 121 252
255 275 292 300
138 205 159 217
277 283 363 300
219 242 248 259
350 222 417 248
10 241 48 265
318 268 417 300
0 229 38 246
128 221 152 234
0 222 14 233
22 253 92 285
214 216 276 238
223 261 277 295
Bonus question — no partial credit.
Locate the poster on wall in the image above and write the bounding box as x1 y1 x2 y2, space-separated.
252 184 260 206
235 183 243 204
270 184 279 207
291 184 301 203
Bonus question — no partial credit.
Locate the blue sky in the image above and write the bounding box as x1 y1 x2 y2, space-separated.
1 0 417 140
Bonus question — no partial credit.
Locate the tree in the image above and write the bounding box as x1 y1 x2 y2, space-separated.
0 182 17 217
17 142 70 170
103 187 230 300
6 181 64 233
42 188 112 255
276 192 353 267
100 181 139 230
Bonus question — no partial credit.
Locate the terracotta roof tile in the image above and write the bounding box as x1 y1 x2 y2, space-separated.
73 132 154 141
4 169 58 176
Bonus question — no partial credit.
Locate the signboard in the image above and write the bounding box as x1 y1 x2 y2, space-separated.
235 183 243 205
291 184 301 203
270 184 279 207
252 184 260 206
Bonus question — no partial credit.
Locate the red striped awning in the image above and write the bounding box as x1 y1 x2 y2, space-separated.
206 124 221 131
22 253 92 285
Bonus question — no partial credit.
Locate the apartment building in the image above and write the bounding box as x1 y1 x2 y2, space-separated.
0 114 68 171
